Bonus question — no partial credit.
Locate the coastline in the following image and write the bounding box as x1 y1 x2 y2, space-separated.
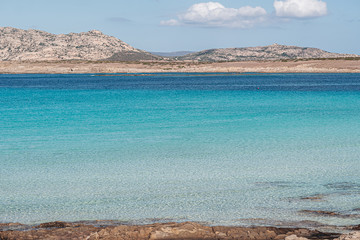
1 59 360 74
1 220 359 240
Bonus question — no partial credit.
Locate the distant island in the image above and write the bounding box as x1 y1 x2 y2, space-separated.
1 27 359 62
0 27 359 73
176 44 360 62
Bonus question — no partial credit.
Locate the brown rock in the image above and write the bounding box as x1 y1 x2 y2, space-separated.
247 230 260 239
293 229 311 238
0 221 345 240
265 230 278 239
285 234 309 240
225 228 248 239
0 224 101 240
351 225 360 231
214 231 227 238
149 222 215 240
275 234 288 240
38 221 72 228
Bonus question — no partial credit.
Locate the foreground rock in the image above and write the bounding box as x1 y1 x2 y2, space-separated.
0 221 101 240
0 221 348 240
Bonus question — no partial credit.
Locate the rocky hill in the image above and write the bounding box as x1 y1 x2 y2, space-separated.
0 27 161 61
177 44 359 62
1 27 358 62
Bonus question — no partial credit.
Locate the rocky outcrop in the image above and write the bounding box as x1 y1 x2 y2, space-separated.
0 221 101 240
0 221 343 240
177 44 359 62
0 27 161 61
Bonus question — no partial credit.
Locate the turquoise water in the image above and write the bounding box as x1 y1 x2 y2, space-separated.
1 73 360 227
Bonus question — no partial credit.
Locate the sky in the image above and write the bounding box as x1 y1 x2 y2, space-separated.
1 0 359 54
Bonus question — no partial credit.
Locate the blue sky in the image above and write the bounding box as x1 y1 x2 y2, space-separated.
1 0 359 54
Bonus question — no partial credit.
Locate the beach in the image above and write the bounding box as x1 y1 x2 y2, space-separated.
0 59 360 74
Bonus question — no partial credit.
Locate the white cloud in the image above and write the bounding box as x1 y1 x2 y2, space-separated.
274 0 327 18
161 0 328 28
160 19 180 26
161 2 267 28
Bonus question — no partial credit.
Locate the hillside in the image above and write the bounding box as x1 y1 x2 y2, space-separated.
177 44 359 62
1 27 358 62
0 27 161 61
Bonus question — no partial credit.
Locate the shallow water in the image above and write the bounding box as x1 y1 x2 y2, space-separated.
1 73 360 226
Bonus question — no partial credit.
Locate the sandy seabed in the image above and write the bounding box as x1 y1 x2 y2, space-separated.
0 59 359 74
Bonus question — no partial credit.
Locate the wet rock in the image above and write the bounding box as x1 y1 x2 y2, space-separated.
0 222 26 231
0 222 23 226
307 230 342 240
299 210 340 216
323 182 360 191
300 194 326 201
350 225 360 231
38 221 72 228
299 210 360 219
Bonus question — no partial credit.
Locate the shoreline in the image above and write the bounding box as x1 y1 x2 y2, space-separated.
1 220 359 240
1 59 360 74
